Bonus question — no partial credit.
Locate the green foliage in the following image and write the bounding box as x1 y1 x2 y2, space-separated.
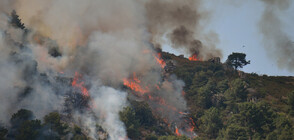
120 102 158 138
217 124 249 140
227 78 248 101
11 109 34 128
226 102 275 138
131 101 156 127
2 52 294 139
288 91 294 110
266 114 294 140
73 125 82 134
71 125 88 140
224 79 248 110
0 126 8 140
199 107 222 138
44 112 68 135
194 79 217 108
217 80 229 93
119 107 141 139
226 52 250 70
146 134 158 140
126 126 141 139
192 71 212 88
120 107 140 129
15 119 42 140
158 135 189 140
72 135 87 140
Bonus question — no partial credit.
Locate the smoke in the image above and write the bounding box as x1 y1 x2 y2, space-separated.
148 76 187 123
91 86 128 140
0 0 149 139
0 0 215 139
258 0 294 71
0 14 64 124
145 0 222 59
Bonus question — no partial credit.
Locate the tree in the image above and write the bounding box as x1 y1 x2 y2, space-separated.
0 126 8 140
217 124 249 140
194 79 217 108
266 114 294 140
43 112 68 135
131 101 156 127
146 134 158 140
15 120 42 140
72 125 88 140
158 135 189 140
224 79 248 111
288 91 294 111
10 10 25 29
10 109 34 128
119 107 140 139
226 52 250 70
225 102 276 139
199 107 223 138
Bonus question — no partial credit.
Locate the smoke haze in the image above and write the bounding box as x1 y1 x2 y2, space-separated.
3 0 292 139
259 0 294 71
0 0 208 139
146 0 222 59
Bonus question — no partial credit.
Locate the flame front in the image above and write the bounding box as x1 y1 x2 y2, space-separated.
123 72 149 95
122 52 197 138
154 53 166 68
189 54 201 61
72 72 90 97
175 128 181 136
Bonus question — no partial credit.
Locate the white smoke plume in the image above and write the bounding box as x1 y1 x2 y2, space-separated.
0 0 212 139
91 86 128 140
0 14 64 124
145 0 222 59
258 0 294 71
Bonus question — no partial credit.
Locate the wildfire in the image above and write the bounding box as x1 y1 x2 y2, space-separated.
123 73 149 94
188 54 201 61
72 72 90 97
175 128 181 136
186 117 196 134
153 53 166 68
121 52 197 138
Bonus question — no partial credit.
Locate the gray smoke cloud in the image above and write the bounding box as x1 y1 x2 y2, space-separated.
91 86 128 140
146 0 222 59
0 13 64 124
0 0 211 139
258 0 294 71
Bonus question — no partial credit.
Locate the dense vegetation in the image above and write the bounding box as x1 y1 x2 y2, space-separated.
162 52 294 140
0 109 87 140
1 52 294 140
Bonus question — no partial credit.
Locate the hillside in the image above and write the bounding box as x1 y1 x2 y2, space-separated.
1 51 294 140
0 7 294 140
162 51 294 139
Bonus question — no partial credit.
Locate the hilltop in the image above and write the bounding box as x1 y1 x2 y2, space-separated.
2 51 294 140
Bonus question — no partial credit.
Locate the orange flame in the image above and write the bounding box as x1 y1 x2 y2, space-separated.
188 117 196 132
175 128 181 136
189 54 201 61
153 53 166 68
121 68 197 137
123 73 149 94
72 72 89 97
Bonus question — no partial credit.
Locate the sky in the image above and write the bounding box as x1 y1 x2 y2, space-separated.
162 0 294 76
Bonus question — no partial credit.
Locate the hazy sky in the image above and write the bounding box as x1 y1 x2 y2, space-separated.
163 0 294 76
